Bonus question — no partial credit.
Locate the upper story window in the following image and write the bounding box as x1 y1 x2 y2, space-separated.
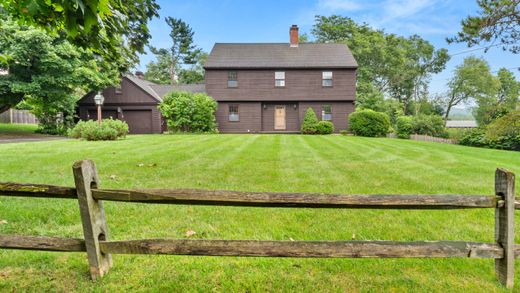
322 71 333 87
322 105 332 121
115 86 122 94
275 71 285 87
228 71 238 88
229 105 239 121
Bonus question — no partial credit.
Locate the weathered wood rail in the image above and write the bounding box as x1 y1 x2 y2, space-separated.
0 160 517 288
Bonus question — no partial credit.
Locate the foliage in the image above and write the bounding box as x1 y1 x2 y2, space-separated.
473 67 519 125
312 15 449 112
411 114 447 137
348 109 390 137
301 108 319 134
144 48 172 84
0 0 159 70
448 0 520 54
339 130 349 136
316 121 334 134
442 56 498 122
158 91 217 133
0 19 119 133
68 119 128 141
395 116 413 139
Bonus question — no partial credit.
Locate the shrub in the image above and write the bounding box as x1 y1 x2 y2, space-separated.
411 114 447 138
348 109 390 137
158 91 217 133
316 121 334 134
68 119 129 141
339 130 349 136
301 108 319 134
395 116 413 139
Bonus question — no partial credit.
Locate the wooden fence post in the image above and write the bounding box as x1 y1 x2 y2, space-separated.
73 160 112 280
495 168 515 289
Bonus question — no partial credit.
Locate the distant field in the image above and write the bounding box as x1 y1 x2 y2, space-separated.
0 134 519 291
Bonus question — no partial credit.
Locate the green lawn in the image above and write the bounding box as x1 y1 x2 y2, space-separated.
0 134 519 292
0 123 38 138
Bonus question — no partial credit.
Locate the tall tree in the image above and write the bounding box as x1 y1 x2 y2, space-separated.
160 17 200 84
312 15 449 113
443 56 498 123
0 19 119 133
145 50 207 85
448 0 520 53
0 0 160 68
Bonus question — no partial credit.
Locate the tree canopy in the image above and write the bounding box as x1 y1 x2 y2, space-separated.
0 0 159 70
448 0 520 54
312 15 449 113
0 19 119 133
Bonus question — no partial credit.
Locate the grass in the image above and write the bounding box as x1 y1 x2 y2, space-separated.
0 123 38 138
0 134 520 292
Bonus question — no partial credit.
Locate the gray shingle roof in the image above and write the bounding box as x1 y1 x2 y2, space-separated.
204 43 358 69
445 120 478 128
149 84 206 97
125 75 205 101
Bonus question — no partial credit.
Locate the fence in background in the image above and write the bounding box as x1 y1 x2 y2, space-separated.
0 160 517 288
0 109 38 124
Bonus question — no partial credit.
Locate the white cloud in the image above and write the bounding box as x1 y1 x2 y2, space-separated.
382 0 436 19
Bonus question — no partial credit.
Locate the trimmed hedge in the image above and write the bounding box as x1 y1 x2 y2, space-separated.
159 91 217 133
69 119 129 141
316 121 334 134
348 110 390 137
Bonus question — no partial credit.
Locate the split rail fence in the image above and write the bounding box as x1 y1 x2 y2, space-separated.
0 160 517 288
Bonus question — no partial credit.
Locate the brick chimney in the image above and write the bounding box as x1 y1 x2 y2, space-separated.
290 25 299 47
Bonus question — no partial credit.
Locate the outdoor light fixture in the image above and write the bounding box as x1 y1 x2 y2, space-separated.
263 104 267 110
293 104 297 110
93 91 105 125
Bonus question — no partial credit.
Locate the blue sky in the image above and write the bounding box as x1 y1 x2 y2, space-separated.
138 0 519 96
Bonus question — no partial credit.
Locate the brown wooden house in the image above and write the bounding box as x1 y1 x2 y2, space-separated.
78 25 357 134
204 25 358 133
77 74 204 134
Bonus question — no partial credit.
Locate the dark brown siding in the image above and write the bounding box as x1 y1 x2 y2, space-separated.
299 102 355 132
216 102 262 133
205 69 356 102
77 77 163 134
261 102 299 132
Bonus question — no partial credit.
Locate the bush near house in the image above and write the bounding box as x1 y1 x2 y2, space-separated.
348 109 390 137
301 108 319 134
159 91 217 133
68 119 129 141
316 121 334 134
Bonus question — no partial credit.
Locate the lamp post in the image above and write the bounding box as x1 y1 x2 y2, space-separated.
93 91 105 126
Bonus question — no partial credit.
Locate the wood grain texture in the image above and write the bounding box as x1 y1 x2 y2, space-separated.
99 239 504 258
92 189 498 209
0 235 86 252
0 182 76 199
73 160 112 281
495 168 515 289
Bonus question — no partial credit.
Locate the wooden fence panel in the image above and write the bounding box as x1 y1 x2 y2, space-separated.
0 109 38 124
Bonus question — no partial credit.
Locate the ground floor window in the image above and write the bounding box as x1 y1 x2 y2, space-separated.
322 105 332 121
229 105 239 121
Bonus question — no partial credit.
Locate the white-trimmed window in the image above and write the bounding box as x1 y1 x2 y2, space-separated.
229 105 239 121
275 71 285 87
115 86 122 94
228 71 238 88
322 71 333 87
322 105 332 121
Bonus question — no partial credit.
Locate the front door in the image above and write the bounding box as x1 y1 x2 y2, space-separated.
274 105 286 130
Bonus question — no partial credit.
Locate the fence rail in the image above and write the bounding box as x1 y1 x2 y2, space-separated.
0 160 517 288
0 109 38 124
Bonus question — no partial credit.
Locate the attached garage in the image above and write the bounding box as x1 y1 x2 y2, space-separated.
122 110 153 134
